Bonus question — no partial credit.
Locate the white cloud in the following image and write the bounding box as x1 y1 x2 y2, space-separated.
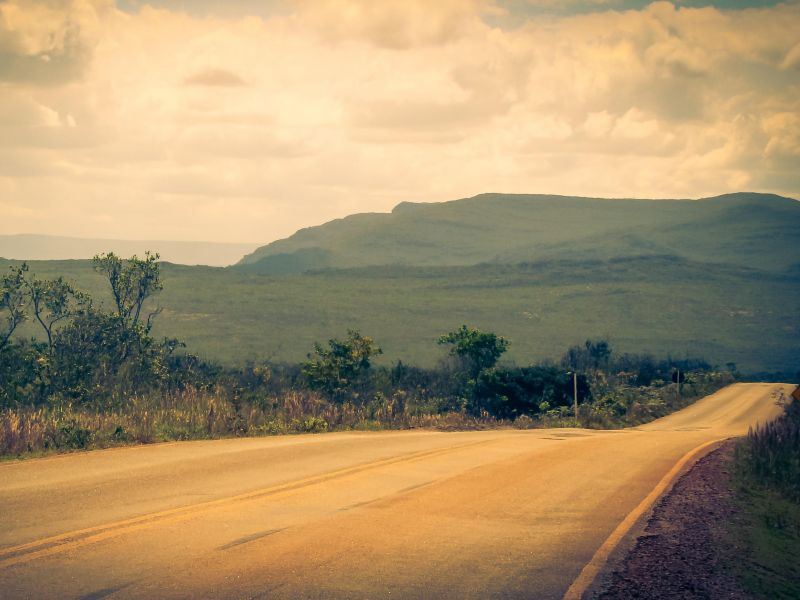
0 0 111 84
292 0 495 49
611 108 660 140
183 67 247 87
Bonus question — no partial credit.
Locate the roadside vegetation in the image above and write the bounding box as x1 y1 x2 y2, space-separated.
1 255 735 458
730 390 800 599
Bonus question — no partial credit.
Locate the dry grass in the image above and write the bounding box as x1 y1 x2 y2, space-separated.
736 391 800 502
0 388 517 458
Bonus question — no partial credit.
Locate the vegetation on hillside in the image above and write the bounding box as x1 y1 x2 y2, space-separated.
2 255 796 374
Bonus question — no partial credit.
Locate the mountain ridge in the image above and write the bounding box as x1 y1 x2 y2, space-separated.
236 192 799 273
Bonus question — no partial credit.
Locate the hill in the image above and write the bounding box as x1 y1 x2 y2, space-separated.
236 192 800 274
0 234 258 267
6 255 798 373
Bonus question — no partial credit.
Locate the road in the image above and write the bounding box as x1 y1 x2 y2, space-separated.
0 383 792 599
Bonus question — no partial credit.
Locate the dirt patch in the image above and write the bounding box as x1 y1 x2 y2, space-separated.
595 440 752 600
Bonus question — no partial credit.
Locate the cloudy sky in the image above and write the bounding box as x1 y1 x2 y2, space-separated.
1 0 798 244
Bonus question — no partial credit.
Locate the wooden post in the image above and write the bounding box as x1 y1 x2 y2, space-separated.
573 371 579 421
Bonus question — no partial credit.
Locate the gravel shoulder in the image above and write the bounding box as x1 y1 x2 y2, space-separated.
594 439 752 600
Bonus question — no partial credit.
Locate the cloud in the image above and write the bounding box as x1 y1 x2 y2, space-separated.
292 0 494 48
183 67 247 86
763 110 800 160
610 107 661 140
0 0 110 85
514 0 623 8
348 98 502 137
781 42 800 70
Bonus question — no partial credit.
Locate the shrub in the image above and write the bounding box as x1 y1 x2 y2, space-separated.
54 420 92 449
302 330 382 402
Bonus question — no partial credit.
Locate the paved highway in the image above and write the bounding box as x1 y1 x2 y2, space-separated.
0 383 791 599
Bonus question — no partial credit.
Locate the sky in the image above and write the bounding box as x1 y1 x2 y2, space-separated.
1 0 798 245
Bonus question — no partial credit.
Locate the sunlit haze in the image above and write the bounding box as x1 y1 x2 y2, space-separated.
1 0 798 244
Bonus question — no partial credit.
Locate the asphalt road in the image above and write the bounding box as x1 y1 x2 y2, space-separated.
0 383 791 599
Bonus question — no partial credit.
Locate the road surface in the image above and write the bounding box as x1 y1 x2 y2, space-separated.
0 383 792 599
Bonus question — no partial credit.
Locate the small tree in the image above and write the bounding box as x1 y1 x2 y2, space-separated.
302 330 382 402
0 263 29 350
437 325 511 416
92 251 163 332
437 325 509 378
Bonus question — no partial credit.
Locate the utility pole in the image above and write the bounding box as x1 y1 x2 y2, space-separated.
573 371 579 421
677 368 681 403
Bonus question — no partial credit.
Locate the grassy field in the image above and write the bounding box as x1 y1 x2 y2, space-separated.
4 255 797 372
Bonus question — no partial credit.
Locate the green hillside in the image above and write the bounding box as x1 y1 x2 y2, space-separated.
237 193 800 273
6 256 798 373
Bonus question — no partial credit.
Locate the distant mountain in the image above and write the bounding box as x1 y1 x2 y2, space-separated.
236 192 799 273
0 235 259 267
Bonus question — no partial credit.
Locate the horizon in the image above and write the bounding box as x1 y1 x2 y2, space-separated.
1 1 799 244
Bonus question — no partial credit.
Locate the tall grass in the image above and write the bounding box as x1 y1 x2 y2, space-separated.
729 390 800 599
735 391 800 503
0 388 507 457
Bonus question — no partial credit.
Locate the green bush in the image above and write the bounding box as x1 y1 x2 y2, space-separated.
297 416 328 433
302 330 381 402
55 420 92 449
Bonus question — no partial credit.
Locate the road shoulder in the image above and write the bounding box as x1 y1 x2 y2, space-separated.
592 440 752 599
